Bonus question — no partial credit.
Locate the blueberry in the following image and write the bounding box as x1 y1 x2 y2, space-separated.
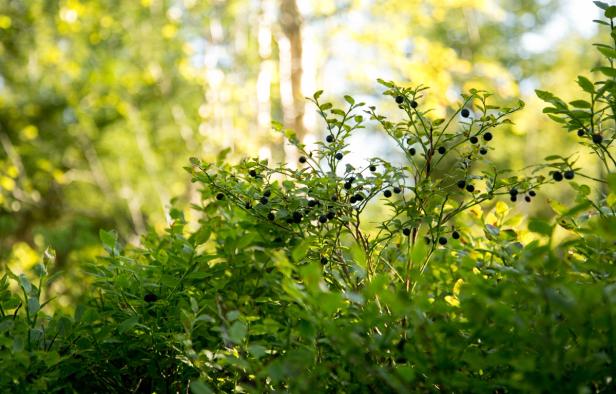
370 165 377 172
466 184 475 193
410 100 418 109
383 190 392 198
327 211 335 220
438 237 448 245
457 180 466 189
349 196 357 204
577 129 585 137
402 228 411 236
393 186 402 194
320 256 328 265
470 136 478 144
395 95 405 104
344 182 352 190
510 195 517 202
249 169 257 177
267 212 275 221
144 293 158 303
564 170 574 180
299 156 307 163
292 211 303 223
437 146 446 154
452 231 460 240
480 147 488 155
409 147 416 156
245 201 252 209
335 152 343 160
308 199 318 207
592 134 603 144
216 193 225 200
483 132 493 142
354 193 364 201
326 134 334 143
509 188 518 196
461 108 470 118
319 215 328 223
260 196 269 204
331 195 338 202
525 196 531 202
529 190 536 197
263 190 272 197
552 171 563 182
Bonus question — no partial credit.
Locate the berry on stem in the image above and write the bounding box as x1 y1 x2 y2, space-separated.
245 201 252 209
249 169 257 177
470 136 478 144
260 196 269 204
370 164 377 172
592 134 603 144
409 147 416 156
395 95 405 104
326 134 334 143
466 184 475 193
452 231 460 240
403 228 411 236
267 212 275 221
483 132 493 141
335 152 344 160
529 190 536 197
320 256 328 265
383 189 392 198
510 195 517 202
319 215 328 224
457 180 466 189
438 236 448 245
461 108 470 118
552 171 563 182
410 100 418 109
263 190 271 197
577 129 585 137
344 182 352 190
480 147 488 155
564 170 574 180
299 156 307 163
393 186 402 194
216 193 225 200
437 146 446 154
525 196 531 202
327 211 335 220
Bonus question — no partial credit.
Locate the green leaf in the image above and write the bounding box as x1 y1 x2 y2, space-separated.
608 173 616 193
592 66 616 77
313 90 323 100
569 100 591 109
577 76 595 93
190 380 214 394
344 95 355 105
18 274 32 295
606 6 616 18
99 229 118 254
320 102 333 110
528 219 553 236
28 297 40 316
595 1 609 10
118 316 139 334
597 46 616 59
228 320 247 343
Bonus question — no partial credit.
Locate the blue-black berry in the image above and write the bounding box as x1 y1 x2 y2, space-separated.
409 147 416 156
410 100 418 109
144 293 158 303
344 182 352 190
320 256 328 265
483 132 493 142
438 237 448 245
267 212 275 221
552 171 563 182
480 147 488 155
577 129 585 137
349 196 357 204
461 108 470 118
524 196 531 202
299 156 307 163
402 228 411 236
529 190 536 197
509 188 518 196
326 134 334 143
592 134 603 144
245 201 252 209
263 190 271 197
335 152 343 160
216 193 224 200
457 180 466 189
393 186 402 194
384 189 392 198
308 199 318 207
437 146 446 154
249 169 257 177
327 211 335 220
395 95 405 104
370 164 377 172
354 193 364 201
292 211 303 223
470 136 478 144
466 184 475 193
319 215 328 224
260 196 269 204
452 231 460 240
510 195 517 202
564 170 574 180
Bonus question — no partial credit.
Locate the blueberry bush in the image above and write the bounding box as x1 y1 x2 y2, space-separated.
1 2 616 393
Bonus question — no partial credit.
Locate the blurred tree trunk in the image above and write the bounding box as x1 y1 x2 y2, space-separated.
278 0 304 163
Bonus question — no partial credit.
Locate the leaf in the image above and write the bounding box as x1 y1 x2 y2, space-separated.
313 90 323 100
597 46 616 59
291 237 313 262
592 66 616 77
577 76 595 93
606 5 616 18
528 219 553 236
118 316 139 334
99 229 118 255
569 100 591 109
28 297 40 316
190 381 214 394
228 320 247 344
320 102 333 110
594 1 609 10
608 173 616 193
18 274 32 295
344 95 355 105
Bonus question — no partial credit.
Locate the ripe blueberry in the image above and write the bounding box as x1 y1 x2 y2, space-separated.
437 146 446 154
326 134 334 143
410 100 418 109
370 165 377 172
480 147 488 155
320 256 328 265
457 180 466 189
438 236 447 245
292 211 303 223
260 196 269 204
466 184 475 193
144 293 158 303
470 136 478 144
510 195 517 202
267 212 275 221
402 228 411 236
299 156 307 163
529 190 536 197
564 170 574 180
384 190 392 198
249 169 257 177
509 188 518 196
552 171 563 182
344 182 352 190
577 129 585 137
354 193 364 201
327 211 335 220
483 132 493 142
524 196 531 202
349 196 357 204
319 215 328 224
452 231 460 240
331 195 338 202
461 108 470 118
393 186 402 194
263 190 271 197
335 152 344 160
409 147 416 156
395 95 405 104
216 193 224 200
308 199 318 207
592 134 603 144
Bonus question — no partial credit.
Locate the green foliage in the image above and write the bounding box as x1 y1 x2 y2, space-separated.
0 2 615 393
